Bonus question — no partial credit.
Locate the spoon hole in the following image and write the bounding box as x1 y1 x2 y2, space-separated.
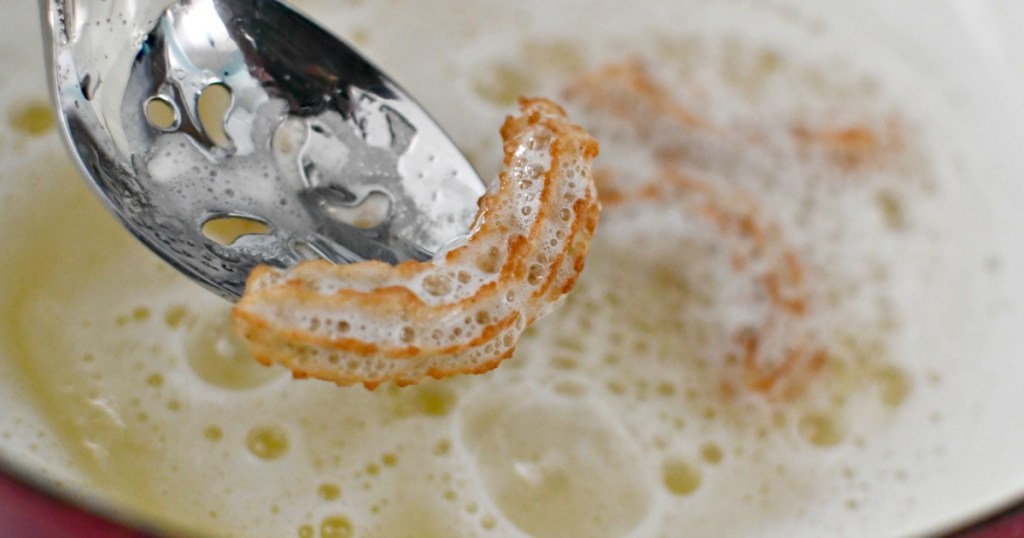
202 215 271 246
318 190 394 229
197 82 234 149
144 96 180 131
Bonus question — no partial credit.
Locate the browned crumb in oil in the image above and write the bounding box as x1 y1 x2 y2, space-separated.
563 58 919 408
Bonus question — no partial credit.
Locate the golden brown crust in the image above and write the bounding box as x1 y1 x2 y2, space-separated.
232 98 601 388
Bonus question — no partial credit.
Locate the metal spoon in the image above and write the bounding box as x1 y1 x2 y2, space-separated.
38 0 485 300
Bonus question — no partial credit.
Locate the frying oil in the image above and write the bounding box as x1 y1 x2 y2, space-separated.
0 0 1007 537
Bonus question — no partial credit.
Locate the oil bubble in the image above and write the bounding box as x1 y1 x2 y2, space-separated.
164 305 189 328
318 483 341 501
700 442 724 464
247 426 289 460
874 365 911 407
9 101 55 136
798 413 845 447
185 314 285 390
662 458 702 496
320 516 353 538
204 426 223 442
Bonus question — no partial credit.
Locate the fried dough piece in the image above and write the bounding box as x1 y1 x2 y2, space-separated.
232 98 601 389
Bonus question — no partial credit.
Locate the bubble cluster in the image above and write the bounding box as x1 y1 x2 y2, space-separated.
459 387 652 538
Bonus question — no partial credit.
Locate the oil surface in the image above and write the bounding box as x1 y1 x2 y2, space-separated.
0 0 1017 537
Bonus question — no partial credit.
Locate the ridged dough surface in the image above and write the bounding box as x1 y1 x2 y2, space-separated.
232 98 600 388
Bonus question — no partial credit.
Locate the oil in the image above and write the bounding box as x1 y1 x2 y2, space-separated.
0 1 950 535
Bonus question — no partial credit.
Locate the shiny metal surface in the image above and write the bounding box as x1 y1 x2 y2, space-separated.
38 0 485 300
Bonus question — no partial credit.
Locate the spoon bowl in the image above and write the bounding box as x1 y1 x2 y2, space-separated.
39 0 485 299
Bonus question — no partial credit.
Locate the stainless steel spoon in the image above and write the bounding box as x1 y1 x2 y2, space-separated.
38 0 485 300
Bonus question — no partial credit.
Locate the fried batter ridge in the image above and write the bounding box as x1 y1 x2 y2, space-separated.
232 98 600 389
